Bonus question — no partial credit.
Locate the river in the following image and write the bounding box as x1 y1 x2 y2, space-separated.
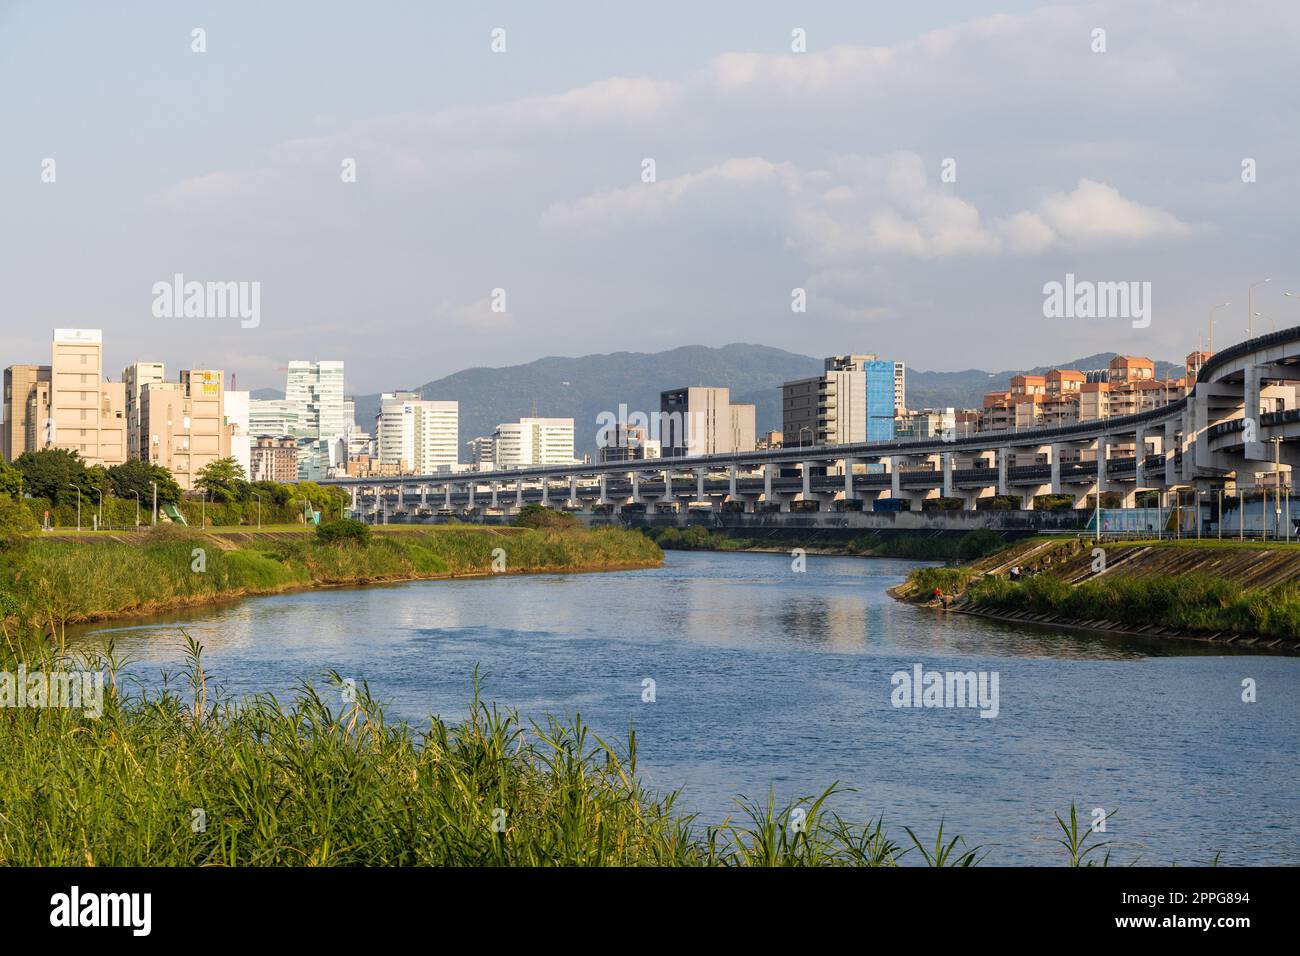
72 550 1300 865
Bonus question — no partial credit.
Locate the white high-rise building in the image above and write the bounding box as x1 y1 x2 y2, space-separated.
491 417 576 469
376 392 459 473
224 389 251 479
283 360 347 480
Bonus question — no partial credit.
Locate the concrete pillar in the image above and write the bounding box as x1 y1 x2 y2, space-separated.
1165 420 1177 487
1096 435 1109 493
997 447 1008 496
599 474 608 505
420 485 428 508
764 464 773 501
631 471 641 503
444 484 452 509
541 480 550 507
467 481 475 509
663 469 673 500
1050 444 1062 494
515 481 524 508
397 484 405 509
1135 427 1146 489
942 452 954 498
696 468 706 502
802 462 812 500
569 475 578 507
729 464 738 499
491 482 499 509
351 487 358 512
891 457 902 499
843 458 858 500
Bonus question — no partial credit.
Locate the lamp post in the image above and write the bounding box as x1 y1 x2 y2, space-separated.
252 491 263 529
799 426 812 448
130 490 141 528
67 484 81 532
151 480 158 526
1208 301 1230 352
90 486 102 531
1248 278 1271 338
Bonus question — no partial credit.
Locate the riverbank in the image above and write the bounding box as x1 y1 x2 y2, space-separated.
893 537 1300 652
0 524 662 632
641 525 1008 561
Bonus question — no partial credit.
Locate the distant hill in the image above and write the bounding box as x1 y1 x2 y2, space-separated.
345 346 1184 460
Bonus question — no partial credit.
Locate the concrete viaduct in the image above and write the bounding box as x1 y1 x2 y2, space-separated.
320 326 1300 521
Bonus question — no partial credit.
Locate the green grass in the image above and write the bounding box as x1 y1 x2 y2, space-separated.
966 571 1300 639
0 636 1140 866
0 523 662 635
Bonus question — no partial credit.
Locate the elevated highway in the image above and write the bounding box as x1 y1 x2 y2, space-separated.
321 326 1300 520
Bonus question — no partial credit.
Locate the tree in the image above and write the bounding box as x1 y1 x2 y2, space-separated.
196 457 249 503
0 461 21 498
107 459 183 506
13 448 92 505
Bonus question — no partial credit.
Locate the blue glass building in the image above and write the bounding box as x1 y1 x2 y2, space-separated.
865 360 897 441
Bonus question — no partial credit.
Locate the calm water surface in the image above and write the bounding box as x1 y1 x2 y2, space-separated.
73 551 1300 865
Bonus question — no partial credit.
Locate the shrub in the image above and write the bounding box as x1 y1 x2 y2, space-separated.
957 528 1005 560
511 504 580 530
316 518 372 546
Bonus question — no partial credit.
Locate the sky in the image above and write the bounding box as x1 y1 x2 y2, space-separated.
3 0 1298 397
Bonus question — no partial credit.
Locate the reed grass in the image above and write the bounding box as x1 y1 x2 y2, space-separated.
0 524 661 633
0 635 1138 867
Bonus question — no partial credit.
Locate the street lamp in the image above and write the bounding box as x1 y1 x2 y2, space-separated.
1208 301 1230 352
67 484 81 532
1248 278 1271 338
90 486 103 531
251 491 263 529
150 480 158 526
129 490 141 528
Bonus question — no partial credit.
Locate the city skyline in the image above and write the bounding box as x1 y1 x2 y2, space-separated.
4 0 1297 396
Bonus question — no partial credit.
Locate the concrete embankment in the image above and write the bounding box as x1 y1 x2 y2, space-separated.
892 537 1300 652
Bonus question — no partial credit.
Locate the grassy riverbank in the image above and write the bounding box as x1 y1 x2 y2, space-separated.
0 523 661 633
0 639 1127 866
643 525 1008 561
902 537 1300 644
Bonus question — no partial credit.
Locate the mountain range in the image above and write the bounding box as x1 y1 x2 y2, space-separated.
253 344 1185 460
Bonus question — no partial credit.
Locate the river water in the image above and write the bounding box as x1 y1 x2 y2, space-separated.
73 550 1300 865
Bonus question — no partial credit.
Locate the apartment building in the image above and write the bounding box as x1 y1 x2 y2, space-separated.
782 356 868 447
2 364 51 463
376 392 459 473
249 437 299 483
658 387 756 457
122 361 166 460
140 370 232 491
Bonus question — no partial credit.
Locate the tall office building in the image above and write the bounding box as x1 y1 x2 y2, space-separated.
491 418 576 469
283 360 347 480
658 387 756 457
48 329 126 467
3 364 51 463
865 359 903 442
122 361 166 459
376 392 459 473
248 399 303 438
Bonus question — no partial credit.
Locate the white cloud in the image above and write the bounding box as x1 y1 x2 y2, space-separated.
544 153 1191 262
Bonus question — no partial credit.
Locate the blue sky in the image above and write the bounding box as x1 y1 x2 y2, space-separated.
3 0 1298 395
